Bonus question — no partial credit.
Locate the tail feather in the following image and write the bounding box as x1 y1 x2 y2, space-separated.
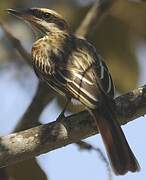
90 99 140 175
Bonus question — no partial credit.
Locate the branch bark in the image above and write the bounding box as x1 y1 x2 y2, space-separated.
0 85 145 168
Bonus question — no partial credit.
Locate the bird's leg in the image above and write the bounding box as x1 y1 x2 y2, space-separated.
56 97 71 122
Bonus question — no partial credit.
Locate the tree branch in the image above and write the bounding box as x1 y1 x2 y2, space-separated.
0 85 145 168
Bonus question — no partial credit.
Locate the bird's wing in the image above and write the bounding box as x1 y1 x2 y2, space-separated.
53 38 115 109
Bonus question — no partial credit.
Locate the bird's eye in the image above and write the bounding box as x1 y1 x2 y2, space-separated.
43 13 51 19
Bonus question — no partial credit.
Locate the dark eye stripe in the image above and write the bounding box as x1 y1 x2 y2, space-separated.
31 9 51 20
30 9 67 30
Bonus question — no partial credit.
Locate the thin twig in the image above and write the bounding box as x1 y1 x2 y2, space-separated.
76 141 112 180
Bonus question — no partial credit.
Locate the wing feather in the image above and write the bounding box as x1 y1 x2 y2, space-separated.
52 38 115 108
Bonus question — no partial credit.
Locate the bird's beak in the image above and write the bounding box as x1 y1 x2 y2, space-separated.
7 9 23 16
6 8 42 31
7 9 50 34
7 9 35 22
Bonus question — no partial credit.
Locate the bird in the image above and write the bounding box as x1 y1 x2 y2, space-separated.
7 8 140 175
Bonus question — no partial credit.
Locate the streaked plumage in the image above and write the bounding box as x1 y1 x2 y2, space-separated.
8 8 140 175
32 33 115 108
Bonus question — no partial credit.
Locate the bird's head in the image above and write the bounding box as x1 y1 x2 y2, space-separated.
7 8 69 34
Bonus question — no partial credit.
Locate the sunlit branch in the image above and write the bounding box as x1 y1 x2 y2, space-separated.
0 85 145 168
